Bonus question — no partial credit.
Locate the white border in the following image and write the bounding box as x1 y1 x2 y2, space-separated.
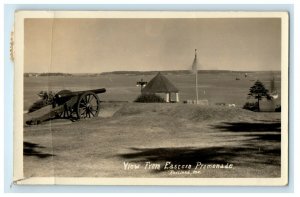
13 11 289 186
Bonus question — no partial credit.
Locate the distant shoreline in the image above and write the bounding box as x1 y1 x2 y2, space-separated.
24 70 281 77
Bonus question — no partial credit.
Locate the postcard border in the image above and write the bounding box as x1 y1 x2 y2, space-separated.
13 10 289 186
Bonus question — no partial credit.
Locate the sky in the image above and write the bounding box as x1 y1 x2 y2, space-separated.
24 18 281 73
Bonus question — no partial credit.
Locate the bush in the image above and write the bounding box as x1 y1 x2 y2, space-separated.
28 91 55 112
275 105 281 112
243 102 259 112
134 94 165 103
28 100 48 112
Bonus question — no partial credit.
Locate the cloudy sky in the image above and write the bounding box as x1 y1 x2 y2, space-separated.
24 18 281 73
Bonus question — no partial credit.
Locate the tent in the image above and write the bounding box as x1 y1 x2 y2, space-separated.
142 72 179 102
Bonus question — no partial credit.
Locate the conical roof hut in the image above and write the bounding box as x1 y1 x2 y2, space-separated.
142 72 179 94
142 72 179 102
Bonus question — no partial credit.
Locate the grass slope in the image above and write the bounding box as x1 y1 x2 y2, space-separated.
24 103 281 178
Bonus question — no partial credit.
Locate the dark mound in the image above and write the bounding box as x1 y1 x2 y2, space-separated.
113 103 255 122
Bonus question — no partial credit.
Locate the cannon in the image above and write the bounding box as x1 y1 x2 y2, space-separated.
26 88 106 125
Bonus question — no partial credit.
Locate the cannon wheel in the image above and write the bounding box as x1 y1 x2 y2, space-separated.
55 90 75 118
76 91 100 119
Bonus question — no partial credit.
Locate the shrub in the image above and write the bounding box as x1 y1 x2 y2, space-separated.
134 94 165 103
28 91 55 112
28 100 49 112
275 105 281 112
243 102 259 112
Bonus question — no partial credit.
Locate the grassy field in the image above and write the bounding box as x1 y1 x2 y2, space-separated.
23 71 281 178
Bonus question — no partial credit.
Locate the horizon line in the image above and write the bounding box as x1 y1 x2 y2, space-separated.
24 69 281 74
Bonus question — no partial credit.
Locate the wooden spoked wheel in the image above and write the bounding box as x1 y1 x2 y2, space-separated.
76 91 100 119
59 104 76 118
54 90 74 118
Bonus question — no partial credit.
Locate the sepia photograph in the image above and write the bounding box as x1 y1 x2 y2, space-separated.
13 11 289 185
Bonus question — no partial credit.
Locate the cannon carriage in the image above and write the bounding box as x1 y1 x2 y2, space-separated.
26 88 106 125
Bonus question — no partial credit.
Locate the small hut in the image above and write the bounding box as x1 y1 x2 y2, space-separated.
141 72 179 103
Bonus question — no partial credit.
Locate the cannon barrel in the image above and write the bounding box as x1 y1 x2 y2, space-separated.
56 88 106 98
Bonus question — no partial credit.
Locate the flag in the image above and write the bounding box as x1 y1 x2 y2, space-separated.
191 49 198 74
191 49 199 103
270 76 278 99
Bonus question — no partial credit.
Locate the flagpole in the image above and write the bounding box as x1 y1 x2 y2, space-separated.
195 49 199 104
